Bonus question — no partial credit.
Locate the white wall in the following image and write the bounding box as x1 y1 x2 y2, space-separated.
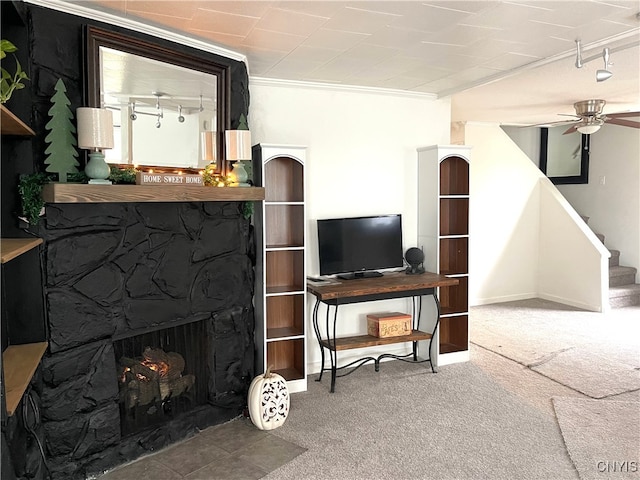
249 79 450 373
504 123 640 283
463 123 543 305
466 123 611 311
556 125 640 282
501 126 541 167
538 179 610 311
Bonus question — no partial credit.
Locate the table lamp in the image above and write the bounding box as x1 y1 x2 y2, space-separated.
225 129 251 187
77 107 114 184
201 130 217 167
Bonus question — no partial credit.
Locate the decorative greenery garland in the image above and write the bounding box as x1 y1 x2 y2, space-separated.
18 173 47 225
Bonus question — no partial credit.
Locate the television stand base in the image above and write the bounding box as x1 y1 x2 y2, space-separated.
337 271 383 280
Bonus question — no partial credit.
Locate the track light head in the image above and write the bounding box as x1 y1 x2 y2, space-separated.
178 105 185 123
574 39 583 69
597 48 613 82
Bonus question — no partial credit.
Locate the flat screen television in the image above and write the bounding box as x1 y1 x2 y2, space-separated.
317 214 404 280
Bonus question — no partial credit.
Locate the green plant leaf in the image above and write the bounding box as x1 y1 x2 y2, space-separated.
1 39 18 54
0 43 29 104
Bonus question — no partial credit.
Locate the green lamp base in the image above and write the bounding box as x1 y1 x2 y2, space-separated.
85 151 112 185
229 161 250 187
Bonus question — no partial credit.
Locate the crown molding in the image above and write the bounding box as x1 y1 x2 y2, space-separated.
24 0 247 63
250 76 438 100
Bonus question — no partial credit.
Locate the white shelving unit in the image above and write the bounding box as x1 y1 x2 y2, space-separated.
252 144 307 393
417 145 472 366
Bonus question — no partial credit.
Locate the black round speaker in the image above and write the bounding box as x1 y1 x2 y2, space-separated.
404 247 425 275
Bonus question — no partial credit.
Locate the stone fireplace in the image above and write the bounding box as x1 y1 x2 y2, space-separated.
37 200 257 479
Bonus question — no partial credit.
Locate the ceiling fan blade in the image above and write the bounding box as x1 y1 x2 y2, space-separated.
525 119 576 128
562 124 578 135
605 111 640 119
604 118 640 129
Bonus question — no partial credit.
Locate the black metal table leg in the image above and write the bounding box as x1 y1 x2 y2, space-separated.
429 291 441 373
312 298 325 382
329 304 339 393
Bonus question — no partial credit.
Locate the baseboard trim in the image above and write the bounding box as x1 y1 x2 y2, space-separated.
538 292 605 312
471 293 537 306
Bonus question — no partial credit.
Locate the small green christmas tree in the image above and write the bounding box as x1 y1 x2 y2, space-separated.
44 78 79 182
238 113 249 130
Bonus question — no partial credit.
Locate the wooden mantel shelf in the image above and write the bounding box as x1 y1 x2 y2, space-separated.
42 183 265 203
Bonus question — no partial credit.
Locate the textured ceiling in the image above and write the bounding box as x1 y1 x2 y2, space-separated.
67 1 640 125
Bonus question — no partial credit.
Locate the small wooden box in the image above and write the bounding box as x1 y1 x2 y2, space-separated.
367 312 412 338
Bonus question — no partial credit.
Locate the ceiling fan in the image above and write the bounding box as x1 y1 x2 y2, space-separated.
539 99 640 135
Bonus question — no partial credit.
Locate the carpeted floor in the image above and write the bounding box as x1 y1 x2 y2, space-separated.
469 299 640 399
267 360 578 480
266 299 639 480
552 397 640 480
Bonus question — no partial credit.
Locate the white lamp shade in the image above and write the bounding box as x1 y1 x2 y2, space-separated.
576 124 601 135
77 107 114 150
225 130 251 161
201 131 217 162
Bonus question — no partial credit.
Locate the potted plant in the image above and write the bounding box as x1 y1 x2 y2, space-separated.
1 39 29 104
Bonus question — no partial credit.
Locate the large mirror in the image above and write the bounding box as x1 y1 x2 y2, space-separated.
85 26 230 173
539 127 590 185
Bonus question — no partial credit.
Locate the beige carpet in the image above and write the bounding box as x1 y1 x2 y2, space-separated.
268 360 577 480
470 299 640 398
531 349 640 399
552 397 640 480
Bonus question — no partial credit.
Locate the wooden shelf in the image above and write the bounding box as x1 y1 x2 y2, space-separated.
440 198 469 236
0 104 35 136
439 237 469 275
440 156 469 195
266 338 305 380
266 284 305 295
440 276 469 315
320 330 432 351
267 326 304 340
1 238 43 264
273 367 305 382
42 183 265 203
264 157 304 202
2 342 48 416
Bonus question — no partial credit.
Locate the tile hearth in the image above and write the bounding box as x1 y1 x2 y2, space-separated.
98 417 306 479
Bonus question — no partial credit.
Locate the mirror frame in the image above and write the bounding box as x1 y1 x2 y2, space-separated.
539 127 590 185
84 25 230 174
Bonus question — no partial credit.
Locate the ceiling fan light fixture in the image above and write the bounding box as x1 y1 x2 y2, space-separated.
576 119 603 135
576 124 600 134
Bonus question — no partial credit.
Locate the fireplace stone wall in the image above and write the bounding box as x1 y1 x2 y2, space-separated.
37 202 256 479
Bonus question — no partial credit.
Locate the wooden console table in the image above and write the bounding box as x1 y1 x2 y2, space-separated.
307 272 458 392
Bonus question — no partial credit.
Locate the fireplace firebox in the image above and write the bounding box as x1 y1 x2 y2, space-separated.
114 320 209 437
